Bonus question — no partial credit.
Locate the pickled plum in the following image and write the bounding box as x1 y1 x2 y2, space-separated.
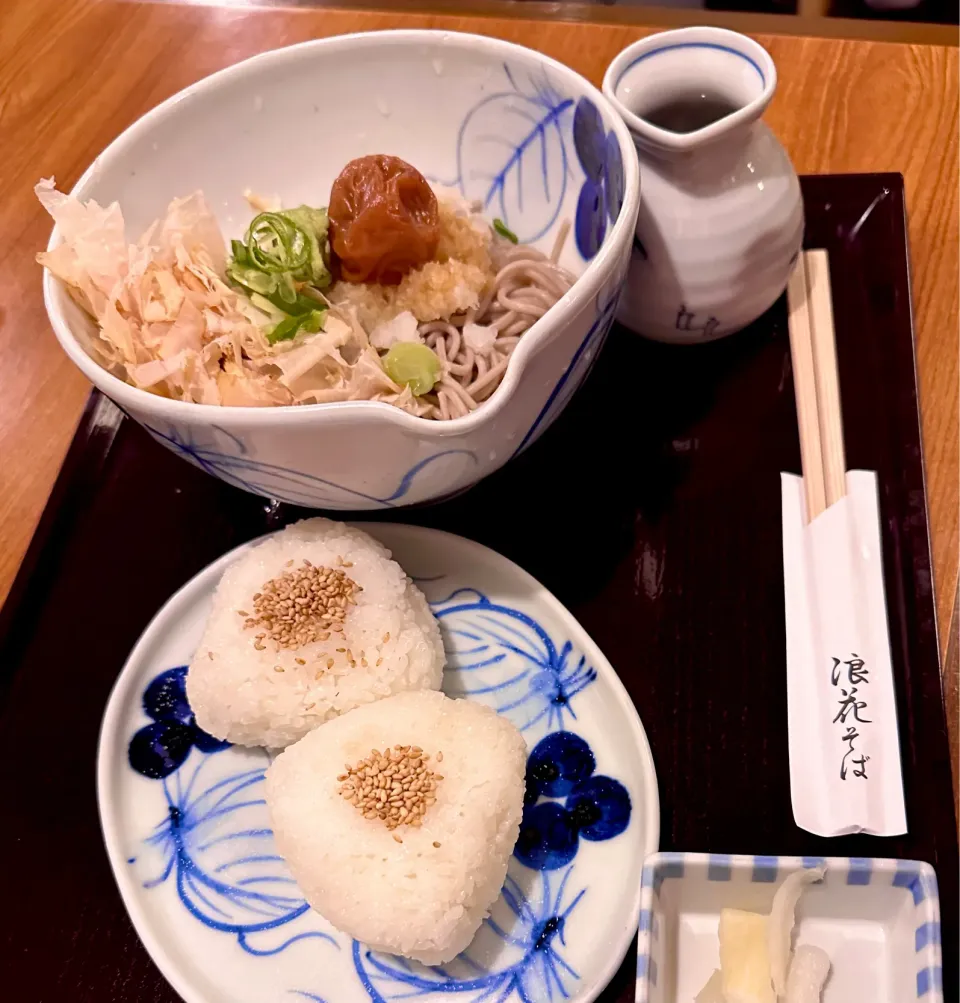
328 155 440 284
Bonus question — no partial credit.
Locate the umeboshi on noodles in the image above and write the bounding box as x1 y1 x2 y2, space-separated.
328 155 440 285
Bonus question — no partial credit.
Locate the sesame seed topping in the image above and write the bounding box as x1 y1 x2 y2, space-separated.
337 746 442 831
244 560 359 652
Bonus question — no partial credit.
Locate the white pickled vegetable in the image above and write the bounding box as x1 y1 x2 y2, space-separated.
719 909 775 1003
768 865 826 996
784 944 831 1003
694 969 726 1003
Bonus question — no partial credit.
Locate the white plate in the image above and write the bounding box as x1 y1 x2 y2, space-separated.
98 523 659 1003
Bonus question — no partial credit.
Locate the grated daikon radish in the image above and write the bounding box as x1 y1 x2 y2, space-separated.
784 944 831 1002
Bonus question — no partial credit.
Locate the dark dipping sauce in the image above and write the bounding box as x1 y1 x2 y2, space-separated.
639 93 740 134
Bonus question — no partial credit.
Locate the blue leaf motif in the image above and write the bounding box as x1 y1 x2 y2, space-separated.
604 132 625 224
575 180 606 259
451 64 574 244
433 588 597 734
142 421 477 510
512 284 622 458
572 98 606 183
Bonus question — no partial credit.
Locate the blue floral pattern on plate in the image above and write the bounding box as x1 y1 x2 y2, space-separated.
127 673 614 998
139 752 336 956
351 867 585 1002
515 732 631 870
129 666 229 778
433 588 597 732
125 605 627 997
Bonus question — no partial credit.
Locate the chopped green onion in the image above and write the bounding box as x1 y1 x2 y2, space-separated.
226 204 332 334
246 212 310 274
227 263 276 295
230 239 250 265
275 271 299 305
493 218 518 244
280 206 331 289
382 342 441 396
266 308 327 345
249 293 287 324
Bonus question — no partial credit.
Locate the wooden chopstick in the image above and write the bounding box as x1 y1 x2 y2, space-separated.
787 256 827 521
804 250 847 507
786 249 847 522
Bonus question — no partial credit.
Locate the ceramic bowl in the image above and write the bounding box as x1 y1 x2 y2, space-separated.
636 852 943 1003
42 31 640 510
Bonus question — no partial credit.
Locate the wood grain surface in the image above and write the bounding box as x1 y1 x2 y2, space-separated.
1 0 956 743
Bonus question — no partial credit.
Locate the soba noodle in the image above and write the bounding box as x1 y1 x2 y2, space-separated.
417 221 575 420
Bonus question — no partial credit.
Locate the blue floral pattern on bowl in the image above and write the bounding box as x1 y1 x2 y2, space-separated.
445 65 623 261
445 64 573 245
572 98 625 259
143 421 478 511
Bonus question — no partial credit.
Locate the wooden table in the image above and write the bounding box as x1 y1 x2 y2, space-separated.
1 1 957 749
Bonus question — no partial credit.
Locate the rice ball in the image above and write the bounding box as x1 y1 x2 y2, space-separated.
265 690 527 964
187 518 444 748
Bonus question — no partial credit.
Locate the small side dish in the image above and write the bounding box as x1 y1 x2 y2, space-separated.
638 854 943 1003
36 154 575 419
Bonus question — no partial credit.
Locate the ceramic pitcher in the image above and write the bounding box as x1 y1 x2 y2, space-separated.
603 27 804 343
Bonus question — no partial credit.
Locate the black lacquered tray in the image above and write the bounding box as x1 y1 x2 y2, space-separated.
1 174 955 1002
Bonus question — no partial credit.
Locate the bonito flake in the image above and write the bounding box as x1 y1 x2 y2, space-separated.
36 179 409 409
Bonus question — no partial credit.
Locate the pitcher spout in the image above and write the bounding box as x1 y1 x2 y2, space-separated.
605 27 777 156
